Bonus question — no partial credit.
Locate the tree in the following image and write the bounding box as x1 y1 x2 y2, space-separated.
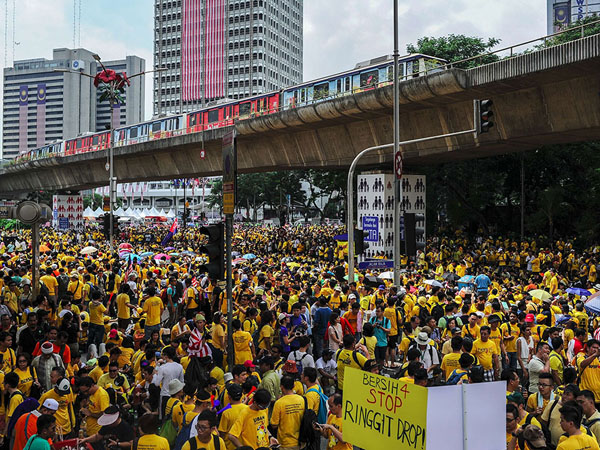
301 169 346 221
406 34 500 69
83 193 104 209
541 14 600 47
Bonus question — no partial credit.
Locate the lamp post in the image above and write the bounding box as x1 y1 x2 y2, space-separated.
55 59 164 251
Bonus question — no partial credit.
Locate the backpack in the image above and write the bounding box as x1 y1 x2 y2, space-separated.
298 396 320 450
57 274 69 296
306 386 329 424
290 351 309 375
172 411 197 450
334 349 363 368
6 394 38 439
182 434 220 450
430 304 444 322
417 304 430 323
159 400 183 447
446 369 467 385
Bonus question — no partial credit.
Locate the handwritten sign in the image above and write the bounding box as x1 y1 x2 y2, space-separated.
343 367 428 450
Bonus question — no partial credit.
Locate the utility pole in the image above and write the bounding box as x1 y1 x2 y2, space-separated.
392 0 402 286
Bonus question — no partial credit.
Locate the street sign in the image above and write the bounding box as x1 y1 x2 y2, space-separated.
357 259 394 270
58 217 69 230
0 206 12 219
362 216 379 242
395 151 403 179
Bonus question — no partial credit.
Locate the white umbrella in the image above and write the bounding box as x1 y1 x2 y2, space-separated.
424 279 443 288
80 245 98 255
379 271 394 280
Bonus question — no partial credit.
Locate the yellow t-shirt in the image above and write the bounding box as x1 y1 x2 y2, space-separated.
327 413 352 450
40 275 58 296
212 324 226 351
116 293 131 319
143 296 164 327
173 402 195 431
182 435 226 450
6 390 23 421
500 322 520 353
577 354 600 402
186 287 199 310
550 350 564 383
335 349 367 390
471 339 498 370
86 386 110 435
358 336 377 360
217 403 249 450
136 434 170 450
68 280 83 300
39 388 76 434
440 352 461 380
89 302 107 326
233 330 253 364
258 325 274 350
271 394 305 448
13 366 35 396
228 407 270 448
0 347 16 373
556 433 600 450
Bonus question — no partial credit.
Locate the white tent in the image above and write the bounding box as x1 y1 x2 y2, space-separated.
123 207 137 218
92 208 104 217
147 207 161 217
158 208 167 217
83 207 95 218
136 209 147 219
114 207 126 216
166 209 176 218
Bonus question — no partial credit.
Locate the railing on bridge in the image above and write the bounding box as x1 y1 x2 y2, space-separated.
7 18 600 168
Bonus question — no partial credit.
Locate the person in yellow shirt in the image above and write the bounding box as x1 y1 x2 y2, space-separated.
88 292 107 350
228 389 275 449
136 413 170 450
3 372 23 438
471 326 499 381
67 273 83 302
182 409 226 450
211 313 227 367
39 377 76 436
555 401 600 450
80 376 110 436
271 375 305 449
440 336 463 380
142 287 164 339
335 334 368 391
40 268 58 303
501 312 520 370
116 284 136 331
315 393 352 450
232 319 254 365
462 313 481 341
576 339 600 403
218 383 248 450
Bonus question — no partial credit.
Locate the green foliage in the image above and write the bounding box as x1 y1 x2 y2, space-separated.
83 193 104 210
406 34 501 68
541 14 600 47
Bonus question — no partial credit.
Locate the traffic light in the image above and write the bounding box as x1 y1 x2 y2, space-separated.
404 212 426 260
101 214 110 239
112 215 120 237
476 99 494 134
354 229 365 255
198 223 225 280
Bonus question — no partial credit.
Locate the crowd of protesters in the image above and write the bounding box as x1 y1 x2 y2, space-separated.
0 224 597 449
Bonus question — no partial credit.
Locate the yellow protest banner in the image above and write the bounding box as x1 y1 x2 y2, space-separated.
342 367 428 450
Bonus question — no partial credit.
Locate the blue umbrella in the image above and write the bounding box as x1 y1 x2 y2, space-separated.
566 287 592 297
243 253 256 260
181 250 196 255
584 292 600 314
140 251 154 258
123 253 141 261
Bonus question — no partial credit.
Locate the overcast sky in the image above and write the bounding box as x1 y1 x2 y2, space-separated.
1 0 546 122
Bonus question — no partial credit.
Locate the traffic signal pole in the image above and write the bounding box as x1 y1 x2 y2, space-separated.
225 215 233 370
347 123 481 284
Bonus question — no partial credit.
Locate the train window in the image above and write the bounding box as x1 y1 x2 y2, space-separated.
345 77 350 91
152 122 162 132
92 136 99 145
360 70 379 87
337 79 341 92
300 89 305 103
76 139 82 149
130 127 139 138
208 109 219 123
314 82 329 100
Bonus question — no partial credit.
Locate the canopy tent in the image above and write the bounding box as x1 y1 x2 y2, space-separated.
82 207 95 218
92 208 104 218
114 207 126 216
166 209 176 218
146 207 161 217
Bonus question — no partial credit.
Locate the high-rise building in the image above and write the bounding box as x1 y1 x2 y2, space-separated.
153 0 303 116
547 0 600 34
2 48 145 160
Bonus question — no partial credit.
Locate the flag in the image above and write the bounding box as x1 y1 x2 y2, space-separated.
191 277 198 288
161 218 178 246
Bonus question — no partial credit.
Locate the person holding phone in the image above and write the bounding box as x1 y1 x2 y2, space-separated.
313 393 351 450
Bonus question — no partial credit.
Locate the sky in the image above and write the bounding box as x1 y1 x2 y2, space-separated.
0 0 547 123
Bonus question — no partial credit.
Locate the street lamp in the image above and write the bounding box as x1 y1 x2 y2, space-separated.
55 60 164 251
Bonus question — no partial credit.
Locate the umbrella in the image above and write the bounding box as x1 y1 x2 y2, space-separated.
165 246 176 251
379 271 394 280
243 253 257 260
169 252 179 257
80 246 98 255
529 289 552 301
585 292 600 314
424 279 443 288
364 275 384 287
123 253 141 261
140 251 154 257
154 253 170 260
233 257 246 264
566 287 592 297
232 251 240 257
181 251 196 256
344 273 360 281
119 243 132 250
442 272 460 281
39 245 51 253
